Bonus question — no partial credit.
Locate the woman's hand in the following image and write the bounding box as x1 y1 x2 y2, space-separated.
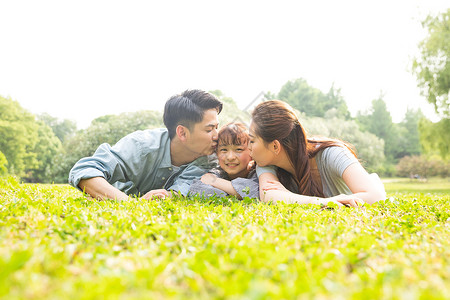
142 189 170 200
261 180 289 192
201 173 217 185
321 194 365 208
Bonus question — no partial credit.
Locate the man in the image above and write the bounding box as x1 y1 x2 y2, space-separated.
68 89 222 201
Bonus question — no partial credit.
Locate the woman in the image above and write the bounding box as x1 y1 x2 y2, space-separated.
249 100 386 207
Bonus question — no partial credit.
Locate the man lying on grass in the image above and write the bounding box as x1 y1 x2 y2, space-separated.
69 90 222 201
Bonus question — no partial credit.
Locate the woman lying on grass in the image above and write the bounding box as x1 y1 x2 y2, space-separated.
249 100 386 207
189 122 259 199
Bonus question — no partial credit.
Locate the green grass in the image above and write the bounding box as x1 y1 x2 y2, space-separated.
1 176 449 299
383 177 450 194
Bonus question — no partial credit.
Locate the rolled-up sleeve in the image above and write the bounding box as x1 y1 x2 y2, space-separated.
68 133 146 192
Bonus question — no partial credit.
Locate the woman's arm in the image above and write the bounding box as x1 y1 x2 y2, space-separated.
341 163 386 204
258 173 363 207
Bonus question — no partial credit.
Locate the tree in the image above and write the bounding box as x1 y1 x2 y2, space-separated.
37 113 77 142
412 9 450 116
418 118 450 160
24 122 62 182
396 155 449 178
357 96 402 162
0 96 39 176
276 78 351 118
399 108 424 156
0 151 7 176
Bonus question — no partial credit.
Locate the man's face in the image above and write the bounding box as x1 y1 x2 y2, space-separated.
185 109 219 157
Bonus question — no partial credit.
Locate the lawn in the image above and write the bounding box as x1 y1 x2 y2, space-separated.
1 176 449 299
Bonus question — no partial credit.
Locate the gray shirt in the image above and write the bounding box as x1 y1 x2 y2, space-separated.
256 146 358 197
68 128 216 197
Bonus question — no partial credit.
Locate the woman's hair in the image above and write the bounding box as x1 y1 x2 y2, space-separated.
251 100 356 197
164 89 223 139
217 122 250 147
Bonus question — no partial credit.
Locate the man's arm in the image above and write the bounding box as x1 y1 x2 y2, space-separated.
78 177 129 201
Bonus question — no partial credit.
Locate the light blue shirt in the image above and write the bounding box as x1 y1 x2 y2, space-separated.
68 128 216 196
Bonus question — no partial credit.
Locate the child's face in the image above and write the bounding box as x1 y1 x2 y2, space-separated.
217 143 252 179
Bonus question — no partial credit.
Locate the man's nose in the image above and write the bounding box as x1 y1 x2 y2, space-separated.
212 128 218 140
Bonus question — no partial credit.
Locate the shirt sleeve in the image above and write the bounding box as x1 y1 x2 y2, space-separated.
321 146 358 178
255 165 277 177
230 172 259 199
68 132 146 192
188 179 228 198
166 156 216 196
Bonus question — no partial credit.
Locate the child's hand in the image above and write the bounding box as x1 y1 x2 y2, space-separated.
201 173 218 185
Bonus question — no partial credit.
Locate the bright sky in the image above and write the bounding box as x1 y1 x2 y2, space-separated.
0 0 448 129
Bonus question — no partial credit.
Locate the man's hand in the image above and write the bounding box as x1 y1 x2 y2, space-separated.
142 189 170 200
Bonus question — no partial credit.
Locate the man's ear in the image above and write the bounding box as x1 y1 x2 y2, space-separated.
176 125 189 142
270 140 281 155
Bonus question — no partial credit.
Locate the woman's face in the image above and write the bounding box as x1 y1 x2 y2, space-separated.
217 143 252 179
248 122 276 167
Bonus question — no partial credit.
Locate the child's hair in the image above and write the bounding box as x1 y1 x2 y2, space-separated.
217 122 250 147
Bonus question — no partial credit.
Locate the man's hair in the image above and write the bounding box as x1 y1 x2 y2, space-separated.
163 90 223 139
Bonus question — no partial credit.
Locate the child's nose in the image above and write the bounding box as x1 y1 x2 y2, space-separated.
227 151 237 160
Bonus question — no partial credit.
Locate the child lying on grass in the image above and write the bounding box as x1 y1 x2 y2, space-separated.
189 122 259 199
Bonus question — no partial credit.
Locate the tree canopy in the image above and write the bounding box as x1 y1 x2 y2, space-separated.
413 9 450 116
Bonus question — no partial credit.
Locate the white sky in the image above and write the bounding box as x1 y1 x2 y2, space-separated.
0 0 448 129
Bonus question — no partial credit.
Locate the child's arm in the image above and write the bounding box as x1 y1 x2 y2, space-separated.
201 173 242 199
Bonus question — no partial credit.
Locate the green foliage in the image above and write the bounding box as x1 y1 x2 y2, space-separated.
419 118 450 160
0 177 449 298
25 122 63 183
0 151 7 176
276 78 351 119
396 155 450 178
51 110 164 183
357 97 422 164
412 9 450 116
0 96 39 176
37 113 77 142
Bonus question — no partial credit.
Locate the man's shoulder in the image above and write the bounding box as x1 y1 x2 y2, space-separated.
117 128 169 148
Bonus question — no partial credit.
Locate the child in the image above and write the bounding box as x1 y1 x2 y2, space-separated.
189 122 259 199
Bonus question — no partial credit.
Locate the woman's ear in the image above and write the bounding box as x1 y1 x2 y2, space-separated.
270 140 282 155
176 125 189 142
